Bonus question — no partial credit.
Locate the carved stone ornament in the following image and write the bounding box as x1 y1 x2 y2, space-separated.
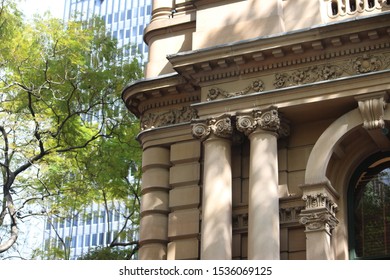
299 192 339 234
280 206 304 225
352 54 383 74
236 107 288 136
257 108 280 132
274 65 343 89
192 115 233 141
274 53 390 89
299 211 339 234
141 106 198 130
302 193 338 214
356 93 387 130
207 79 265 101
192 122 211 141
236 114 257 136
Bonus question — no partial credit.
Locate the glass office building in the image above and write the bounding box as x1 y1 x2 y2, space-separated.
63 0 152 65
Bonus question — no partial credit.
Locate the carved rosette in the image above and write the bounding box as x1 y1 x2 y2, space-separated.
192 122 211 141
236 107 289 137
192 114 233 141
299 193 339 234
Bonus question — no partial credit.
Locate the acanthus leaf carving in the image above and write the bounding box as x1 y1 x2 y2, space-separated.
274 53 390 89
141 106 198 130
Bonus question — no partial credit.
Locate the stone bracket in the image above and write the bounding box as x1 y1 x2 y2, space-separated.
355 91 388 130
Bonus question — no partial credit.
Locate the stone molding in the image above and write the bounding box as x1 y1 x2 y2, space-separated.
236 107 290 137
355 91 388 130
192 114 233 141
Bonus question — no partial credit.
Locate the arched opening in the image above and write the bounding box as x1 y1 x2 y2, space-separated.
349 0 357 11
368 0 375 8
331 1 339 15
348 152 390 259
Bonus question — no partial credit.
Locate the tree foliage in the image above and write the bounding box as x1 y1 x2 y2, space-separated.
0 0 142 258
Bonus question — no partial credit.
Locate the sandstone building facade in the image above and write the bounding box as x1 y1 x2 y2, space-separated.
122 0 390 260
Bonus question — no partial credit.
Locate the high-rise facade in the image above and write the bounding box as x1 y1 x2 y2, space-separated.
64 0 152 65
42 202 135 259
123 0 390 260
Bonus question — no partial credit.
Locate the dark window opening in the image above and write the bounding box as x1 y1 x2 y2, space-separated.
368 0 375 8
331 1 338 15
350 0 356 11
349 153 390 259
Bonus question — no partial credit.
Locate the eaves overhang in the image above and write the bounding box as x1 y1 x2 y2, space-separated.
122 72 199 118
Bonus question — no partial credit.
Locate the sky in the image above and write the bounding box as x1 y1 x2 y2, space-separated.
18 0 65 19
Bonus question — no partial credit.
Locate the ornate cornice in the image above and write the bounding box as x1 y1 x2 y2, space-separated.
192 114 233 141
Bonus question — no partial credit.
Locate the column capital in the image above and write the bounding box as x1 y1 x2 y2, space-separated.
236 106 290 137
192 114 233 141
299 184 339 235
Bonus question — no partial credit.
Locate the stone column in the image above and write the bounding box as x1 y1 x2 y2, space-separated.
299 182 339 260
237 107 287 260
138 146 170 260
192 115 233 260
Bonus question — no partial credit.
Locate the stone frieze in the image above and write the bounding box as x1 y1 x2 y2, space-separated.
141 106 198 130
207 79 265 101
274 53 390 89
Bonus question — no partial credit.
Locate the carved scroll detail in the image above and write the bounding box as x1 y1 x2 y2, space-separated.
236 107 290 137
207 80 264 101
192 114 233 141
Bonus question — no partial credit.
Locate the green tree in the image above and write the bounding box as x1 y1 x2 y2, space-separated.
0 0 142 257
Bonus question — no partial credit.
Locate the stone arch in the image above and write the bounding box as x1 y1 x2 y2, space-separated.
305 106 390 186
304 108 363 185
302 98 390 259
